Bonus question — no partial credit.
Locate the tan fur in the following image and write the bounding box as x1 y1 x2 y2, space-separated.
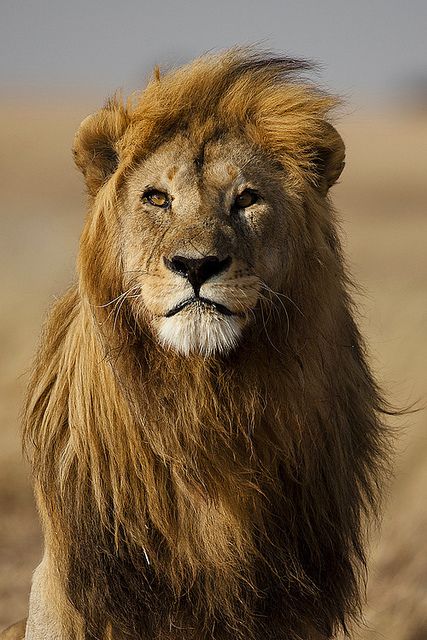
0 621 26 640
22 49 388 640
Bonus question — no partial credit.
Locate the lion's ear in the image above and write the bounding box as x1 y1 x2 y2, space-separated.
73 103 130 195
312 122 345 195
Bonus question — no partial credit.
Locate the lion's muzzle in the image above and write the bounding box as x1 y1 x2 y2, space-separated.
163 254 232 296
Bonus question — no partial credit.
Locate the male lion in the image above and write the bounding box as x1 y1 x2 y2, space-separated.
9 50 389 640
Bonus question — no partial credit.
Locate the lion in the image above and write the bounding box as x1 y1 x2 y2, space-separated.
5 49 389 640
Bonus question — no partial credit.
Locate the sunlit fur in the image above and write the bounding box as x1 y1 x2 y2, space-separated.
23 49 389 640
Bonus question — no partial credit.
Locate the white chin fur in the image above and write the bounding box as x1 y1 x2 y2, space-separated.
157 309 243 357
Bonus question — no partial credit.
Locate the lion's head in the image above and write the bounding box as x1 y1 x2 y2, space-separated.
24 50 388 640
73 50 344 357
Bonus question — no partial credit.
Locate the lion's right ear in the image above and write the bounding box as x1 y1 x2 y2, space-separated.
73 103 131 195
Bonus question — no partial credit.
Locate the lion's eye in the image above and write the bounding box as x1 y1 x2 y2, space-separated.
234 189 258 209
142 189 170 208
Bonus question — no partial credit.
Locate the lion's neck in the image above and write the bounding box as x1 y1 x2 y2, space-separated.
27 289 380 639
58 306 302 638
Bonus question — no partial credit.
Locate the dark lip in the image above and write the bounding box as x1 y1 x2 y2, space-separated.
164 296 234 318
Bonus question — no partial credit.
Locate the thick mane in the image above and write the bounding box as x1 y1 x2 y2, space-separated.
24 50 388 640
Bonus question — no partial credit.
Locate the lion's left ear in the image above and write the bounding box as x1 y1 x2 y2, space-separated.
312 122 345 195
73 102 131 196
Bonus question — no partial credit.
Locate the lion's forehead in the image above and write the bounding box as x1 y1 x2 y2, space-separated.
131 135 257 198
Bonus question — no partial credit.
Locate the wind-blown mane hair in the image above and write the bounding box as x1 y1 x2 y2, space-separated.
24 50 388 640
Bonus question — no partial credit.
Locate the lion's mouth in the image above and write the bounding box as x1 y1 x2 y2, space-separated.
164 296 234 318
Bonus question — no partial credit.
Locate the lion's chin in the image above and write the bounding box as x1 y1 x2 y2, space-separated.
156 308 244 357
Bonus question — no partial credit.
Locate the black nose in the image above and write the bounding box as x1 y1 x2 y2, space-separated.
164 255 232 294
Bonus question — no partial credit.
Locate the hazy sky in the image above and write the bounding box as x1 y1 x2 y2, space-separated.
2 0 426 103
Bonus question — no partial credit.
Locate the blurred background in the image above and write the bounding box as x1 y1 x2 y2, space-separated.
1 1 426 637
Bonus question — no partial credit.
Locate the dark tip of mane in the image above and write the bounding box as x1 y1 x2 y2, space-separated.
235 51 315 77
210 49 320 103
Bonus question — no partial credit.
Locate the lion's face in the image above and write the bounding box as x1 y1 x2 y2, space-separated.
119 133 290 356
74 54 345 358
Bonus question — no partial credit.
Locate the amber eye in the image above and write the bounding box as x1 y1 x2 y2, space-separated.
234 189 258 209
142 189 170 208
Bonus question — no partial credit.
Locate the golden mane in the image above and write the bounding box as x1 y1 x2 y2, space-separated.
23 50 389 640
